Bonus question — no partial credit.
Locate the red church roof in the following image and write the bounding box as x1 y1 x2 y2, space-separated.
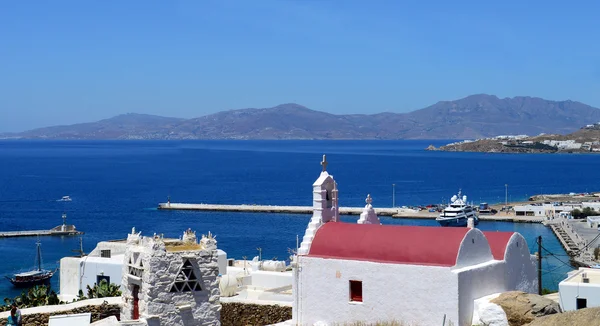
308 222 473 267
483 231 515 260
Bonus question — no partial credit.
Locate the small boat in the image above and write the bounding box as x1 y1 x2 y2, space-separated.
478 202 495 215
436 190 479 227
6 241 54 288
58 196 72 202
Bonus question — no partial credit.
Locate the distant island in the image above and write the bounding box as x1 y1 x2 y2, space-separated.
429 123 600 153
3 94 600 140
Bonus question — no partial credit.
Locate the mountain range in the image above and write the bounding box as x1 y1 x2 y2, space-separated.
4 94 600 140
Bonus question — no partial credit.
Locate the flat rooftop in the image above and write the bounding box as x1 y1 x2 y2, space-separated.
562 268 600 285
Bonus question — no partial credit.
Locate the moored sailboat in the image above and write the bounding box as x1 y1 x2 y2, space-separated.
6 240 54 288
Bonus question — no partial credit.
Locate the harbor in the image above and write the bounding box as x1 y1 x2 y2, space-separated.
1 141 597 302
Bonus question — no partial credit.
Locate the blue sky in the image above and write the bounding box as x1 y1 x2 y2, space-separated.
1 1 599 132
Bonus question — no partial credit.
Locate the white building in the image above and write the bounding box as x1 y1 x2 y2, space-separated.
587 216 600 229
514 203 578 219
292 156 537 326
559 268 600 311
542 139 583 150
582 202 600 211
514 204 547 218
60 240 128 302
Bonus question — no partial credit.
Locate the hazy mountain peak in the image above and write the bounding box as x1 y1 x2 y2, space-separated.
272 103 310 110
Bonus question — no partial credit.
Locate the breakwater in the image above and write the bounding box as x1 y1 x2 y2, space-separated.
158 203 400 216
0 224 83 238
158 202 543 223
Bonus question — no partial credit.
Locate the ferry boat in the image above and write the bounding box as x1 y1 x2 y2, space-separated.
6 241 54 288
436 190 479 227
58 196 72 202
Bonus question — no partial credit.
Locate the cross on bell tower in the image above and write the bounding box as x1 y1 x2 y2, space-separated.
321 155 328 172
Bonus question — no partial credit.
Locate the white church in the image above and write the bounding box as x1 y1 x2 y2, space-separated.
292 156 538 326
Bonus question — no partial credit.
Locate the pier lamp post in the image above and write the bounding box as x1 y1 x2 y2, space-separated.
505 184 508 206
392 184 396 207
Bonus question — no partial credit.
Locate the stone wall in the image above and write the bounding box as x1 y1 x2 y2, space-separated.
20 302 120 326
221 302 292 326
121 230 221 326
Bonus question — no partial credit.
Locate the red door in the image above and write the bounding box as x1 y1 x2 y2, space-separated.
132 285 140 320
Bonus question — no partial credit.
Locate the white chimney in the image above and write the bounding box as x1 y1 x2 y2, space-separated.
467 217 475 229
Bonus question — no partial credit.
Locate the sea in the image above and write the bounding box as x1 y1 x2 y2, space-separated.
0 139 598 299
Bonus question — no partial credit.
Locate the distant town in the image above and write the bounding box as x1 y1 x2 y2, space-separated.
430 122 600 153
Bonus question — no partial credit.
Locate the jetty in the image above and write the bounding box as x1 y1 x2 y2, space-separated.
546 218 597 267
157 202 544 223
158 202 401 216
0 213 83 238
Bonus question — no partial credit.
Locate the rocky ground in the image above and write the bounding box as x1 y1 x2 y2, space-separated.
490 291 561 326
525 307 600 326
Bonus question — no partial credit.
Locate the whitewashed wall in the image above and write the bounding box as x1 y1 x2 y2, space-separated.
251 271 293 289
80 256 124 293
504 233 538 293
559 270 600 311
559 282 600 311
217 249 227 275
295 256 459 326
455 261 506 326
455 229 494 268
88 241 128 257
59 257 82 301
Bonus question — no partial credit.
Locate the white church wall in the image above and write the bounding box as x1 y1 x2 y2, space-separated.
504 233 538 293
296 256 459 326
454 229 494 269
455 260 506 326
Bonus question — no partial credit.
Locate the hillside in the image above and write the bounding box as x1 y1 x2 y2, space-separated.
403 94 600 138
433 124 600 154
4 95 600 140
14 114 184 140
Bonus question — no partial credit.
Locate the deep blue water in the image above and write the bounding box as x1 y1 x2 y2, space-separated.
0 140 597 299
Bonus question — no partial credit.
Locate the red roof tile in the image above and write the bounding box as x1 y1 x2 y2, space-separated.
483 231 515 260
307 222 472 267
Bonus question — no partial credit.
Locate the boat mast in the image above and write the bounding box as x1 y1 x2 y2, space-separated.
36 240 42 271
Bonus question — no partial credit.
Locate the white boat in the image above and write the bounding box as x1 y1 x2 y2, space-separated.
436 190 479 227
58 196 72 202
